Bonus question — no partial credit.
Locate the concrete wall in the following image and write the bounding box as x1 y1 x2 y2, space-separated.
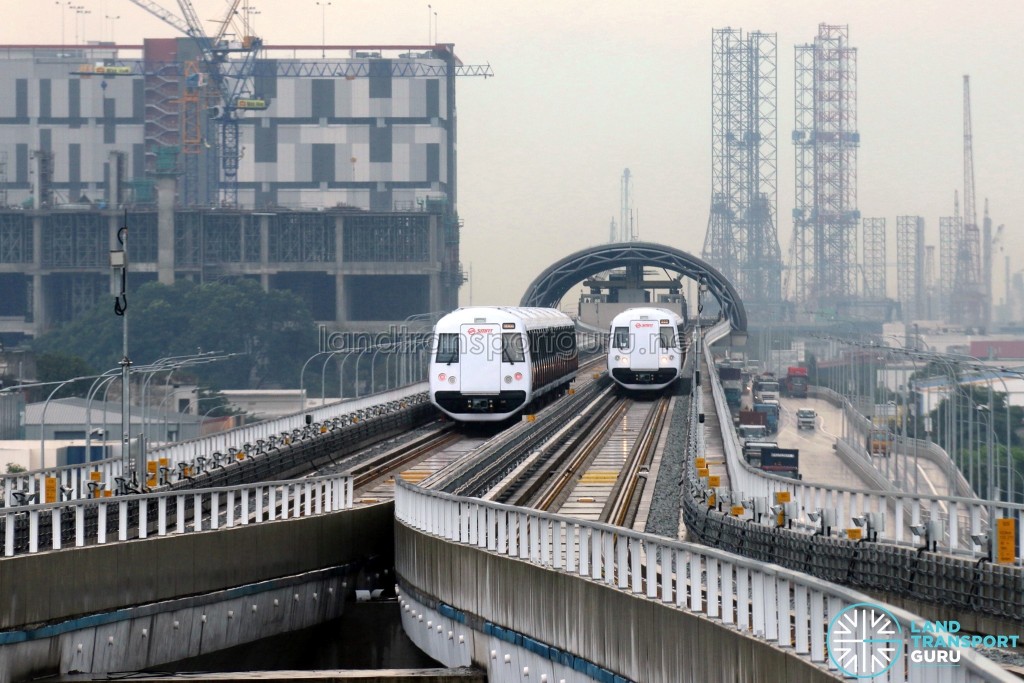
0 503 395 682
395 523 838 683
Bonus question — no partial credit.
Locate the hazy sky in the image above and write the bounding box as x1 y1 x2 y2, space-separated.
4 1 1023 311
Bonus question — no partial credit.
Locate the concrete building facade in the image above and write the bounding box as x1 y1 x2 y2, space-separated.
0 41 468 341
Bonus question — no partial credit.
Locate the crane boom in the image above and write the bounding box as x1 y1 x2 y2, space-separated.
126 0 194 37
175 0 210 45
963 74 976 231
212 0 244 46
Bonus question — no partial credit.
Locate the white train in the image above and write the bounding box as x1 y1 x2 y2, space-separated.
429 306 579 422
607 307 686 391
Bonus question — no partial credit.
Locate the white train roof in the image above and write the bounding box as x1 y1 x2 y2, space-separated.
608 307 685 326
435 306 574 332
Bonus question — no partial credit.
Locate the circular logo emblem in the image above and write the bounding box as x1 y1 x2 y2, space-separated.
467 328 475 334
827 603 902 678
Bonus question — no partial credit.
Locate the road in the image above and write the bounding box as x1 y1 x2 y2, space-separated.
774 395 956 498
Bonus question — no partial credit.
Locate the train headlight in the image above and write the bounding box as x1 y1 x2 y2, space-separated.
514 372 523 381
448 376 457 384
660 356 669 364
504 375 512 384
619 356 629 366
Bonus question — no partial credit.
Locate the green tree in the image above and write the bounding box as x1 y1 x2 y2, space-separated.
33 280 317 390
33 352 97 400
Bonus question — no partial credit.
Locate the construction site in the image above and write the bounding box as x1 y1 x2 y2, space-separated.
0 0 493 344
698 24 1003 331
0 14 1014 347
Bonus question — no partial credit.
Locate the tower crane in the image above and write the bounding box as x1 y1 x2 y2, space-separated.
127 0 264 206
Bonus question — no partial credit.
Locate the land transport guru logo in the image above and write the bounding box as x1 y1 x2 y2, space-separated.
827 603 902 678
827 602 1020 678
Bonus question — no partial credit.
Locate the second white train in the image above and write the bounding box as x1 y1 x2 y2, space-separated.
607 307 686 391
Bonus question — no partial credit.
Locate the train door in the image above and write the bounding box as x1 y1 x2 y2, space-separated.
630 320 659 371
459 324 500 394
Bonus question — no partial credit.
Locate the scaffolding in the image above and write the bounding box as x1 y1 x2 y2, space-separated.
702 28 781 314
790 24 859 308
0 213 32 264
268 213 335 262
41 213 108 268
0 151 7 208
343 214 430 262
939 215 962 322
896 216 924 322
860 217 885 300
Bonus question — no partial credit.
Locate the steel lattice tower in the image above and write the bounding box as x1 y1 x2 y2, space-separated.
939 215 962 321
896 216 925 321
702 28 782 314
860 217 885 300
790 24 859 308
949 75 985 328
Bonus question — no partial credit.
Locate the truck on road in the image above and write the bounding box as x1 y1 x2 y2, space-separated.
754 401 780 434
797 408 816 430
782 366 809 398
718 364 743 408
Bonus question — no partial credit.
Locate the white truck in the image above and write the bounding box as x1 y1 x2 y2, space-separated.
797 408 816 430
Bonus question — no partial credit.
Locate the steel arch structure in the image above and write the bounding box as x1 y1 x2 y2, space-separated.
519 241 747 332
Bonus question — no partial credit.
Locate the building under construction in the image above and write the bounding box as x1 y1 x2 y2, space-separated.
701 28 783 321
790 24 861 317
0 40 490 342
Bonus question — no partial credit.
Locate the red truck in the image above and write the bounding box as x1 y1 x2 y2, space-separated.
782 366 809 398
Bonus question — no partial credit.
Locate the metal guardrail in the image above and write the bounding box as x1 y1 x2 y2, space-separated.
394 480 1008 682
1 383 427 505
1 471 354 557
703 337 1024 559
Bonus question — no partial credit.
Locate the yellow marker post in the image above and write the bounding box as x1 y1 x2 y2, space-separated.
89 471 102 482
44 477 58 503
147 461 158 474
997 518 1016 564
695 458 707 469
698 467 710 479
774 491 791 504
707 493 716 508
159 458 168 468
146 477 157 488
847 528 863 541
730 505 745 517
708 475 721 488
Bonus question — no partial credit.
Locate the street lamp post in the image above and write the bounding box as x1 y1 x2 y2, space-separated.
104 14 120 42
316 1 332 58
74 7 90 44
37 373 104 469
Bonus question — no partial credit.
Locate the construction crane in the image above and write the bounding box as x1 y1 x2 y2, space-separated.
128 0 264 206
950 74 985 328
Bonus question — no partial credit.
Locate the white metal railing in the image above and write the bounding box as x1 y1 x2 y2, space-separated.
395 480 1009 682
1 383 427 505
1 472 354 557
703 338 1024 559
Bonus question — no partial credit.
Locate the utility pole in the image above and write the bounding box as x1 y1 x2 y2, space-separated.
110 213 133 490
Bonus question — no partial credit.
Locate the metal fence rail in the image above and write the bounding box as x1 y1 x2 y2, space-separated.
703 337 1024 558
395 480 1009 682
1 472 353 557
1 383 427 504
